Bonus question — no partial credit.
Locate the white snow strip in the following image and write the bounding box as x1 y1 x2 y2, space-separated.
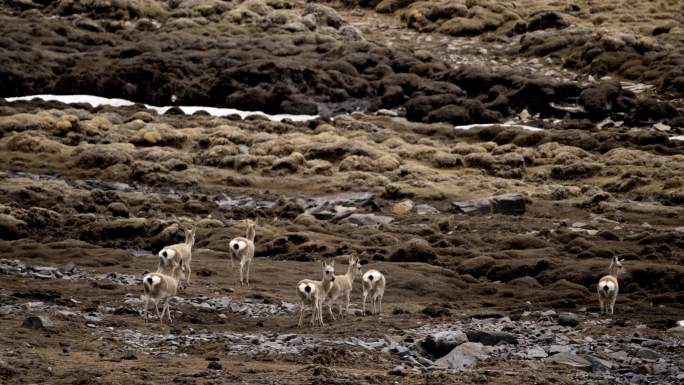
678 320 684 327
6 94 135 108
670 135 684 141
4 94 319 122
454 123 544 132
550 102 585 113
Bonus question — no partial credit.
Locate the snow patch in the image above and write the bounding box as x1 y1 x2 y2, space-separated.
670 135 684 141
454 123 544 132
5 94 319 122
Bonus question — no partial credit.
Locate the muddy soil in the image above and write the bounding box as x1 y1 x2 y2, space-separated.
0 1 683 385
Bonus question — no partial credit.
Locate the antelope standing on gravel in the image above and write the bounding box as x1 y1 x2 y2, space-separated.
229 219 256 286
326 255 362 319
143 253 184 324
362 269 386 315
296 259 336 327
597 256 624 315
158 227 195 287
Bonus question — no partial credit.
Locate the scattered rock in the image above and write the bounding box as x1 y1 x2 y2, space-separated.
546 352 591 369
635 347 661 360
465 330 518 346
207 361 222 370
558 313 579 327
415 204 439 215
549 344 572 354
491 193 527 214
391 199 414 215
22 315 54 329
527 346 548 359
452 197 491 215
434 342 489 369
388 365 406 376
452 193 527 215
421 330 468 359
653 122 671 132
586 355 612 373
341 213 394 226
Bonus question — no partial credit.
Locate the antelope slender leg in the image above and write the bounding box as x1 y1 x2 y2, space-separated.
144 296 150 323
328 302 336 321
362 292 367 315
379 293 383 314
345 292 350 316
165 299 173 322
155 303 162 324
298 302 305 327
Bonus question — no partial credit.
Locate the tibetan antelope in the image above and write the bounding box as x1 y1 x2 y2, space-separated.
296 259 336 327
158 227 195 287
598 256 624 315
362 269 386 315
229 219 256 286
142 254 184 324
326 255 362 319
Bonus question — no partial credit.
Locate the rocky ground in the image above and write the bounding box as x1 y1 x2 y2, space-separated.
0 1 683 384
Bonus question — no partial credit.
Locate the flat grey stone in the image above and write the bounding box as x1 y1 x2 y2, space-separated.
546 352 591 369
635 347 660 360
527 346 548 359
586 355 613 373
549 344 571 354
434 342 489 370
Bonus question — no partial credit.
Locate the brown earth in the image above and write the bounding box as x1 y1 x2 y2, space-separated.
0 0 683 126
0 1 684 384
346 0 684 99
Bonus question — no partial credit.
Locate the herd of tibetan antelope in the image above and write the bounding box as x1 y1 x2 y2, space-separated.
142 222 623 326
